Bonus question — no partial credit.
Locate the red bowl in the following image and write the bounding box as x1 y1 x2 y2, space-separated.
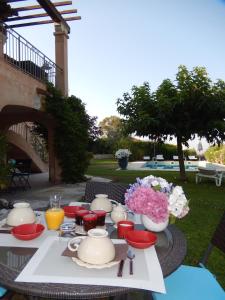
125 230 157 249
63 206 83 218
11 224 45 241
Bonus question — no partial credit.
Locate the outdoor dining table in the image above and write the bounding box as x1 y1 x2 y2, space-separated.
0 207 187 300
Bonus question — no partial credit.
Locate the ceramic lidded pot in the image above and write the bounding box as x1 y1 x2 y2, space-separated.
6 202 36 226
110 203 127 224
68 228 115 265
90 194 118 213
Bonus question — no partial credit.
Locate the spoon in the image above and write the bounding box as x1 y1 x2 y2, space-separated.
127 249 135 275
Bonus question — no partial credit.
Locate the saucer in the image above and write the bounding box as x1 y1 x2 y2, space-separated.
71 257 119 269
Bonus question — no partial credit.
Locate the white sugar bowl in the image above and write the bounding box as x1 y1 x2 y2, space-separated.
68 228 115 265
6 202 36 226
90 194 118 213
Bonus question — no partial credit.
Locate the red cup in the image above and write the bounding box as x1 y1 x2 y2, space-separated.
75 209 90 226
117 220 134 239
92 210 106 226
83 214 97 232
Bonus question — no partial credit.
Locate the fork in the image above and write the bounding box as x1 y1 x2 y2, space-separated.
127 249 135 275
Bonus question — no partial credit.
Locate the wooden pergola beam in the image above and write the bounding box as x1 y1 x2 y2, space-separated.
3 0 27 3
36 0 70 33
6 9 78 22
16 1 72 12
6 16 81 28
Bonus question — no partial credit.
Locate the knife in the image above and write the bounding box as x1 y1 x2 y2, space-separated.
117 259 125 277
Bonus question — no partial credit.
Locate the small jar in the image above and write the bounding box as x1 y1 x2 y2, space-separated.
75 209 90 226
83 214 97 232
92 210 107 226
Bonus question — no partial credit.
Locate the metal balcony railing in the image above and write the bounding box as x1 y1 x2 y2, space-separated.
2 24 62 85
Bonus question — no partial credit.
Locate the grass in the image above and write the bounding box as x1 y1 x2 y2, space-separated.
87 159 225 288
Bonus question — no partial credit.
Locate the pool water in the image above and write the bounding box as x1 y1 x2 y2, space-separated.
144 161 198 171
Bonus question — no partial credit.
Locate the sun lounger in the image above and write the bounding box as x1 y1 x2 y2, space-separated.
188 155 198 161
156 154 164 161
196 167 223 187
173 156 179 160
143 156 150 161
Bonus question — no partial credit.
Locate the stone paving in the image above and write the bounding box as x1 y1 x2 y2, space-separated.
0 172 111 210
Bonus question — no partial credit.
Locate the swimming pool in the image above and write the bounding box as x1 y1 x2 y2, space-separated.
143 161 198 171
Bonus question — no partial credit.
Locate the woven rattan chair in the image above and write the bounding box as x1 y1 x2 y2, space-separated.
84 181 129 204
152 212 225 300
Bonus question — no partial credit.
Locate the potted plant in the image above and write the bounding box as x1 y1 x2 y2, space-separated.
115 149 131 170
125 175 189 232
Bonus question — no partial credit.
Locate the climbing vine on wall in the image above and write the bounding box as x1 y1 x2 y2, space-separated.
34 84 90 183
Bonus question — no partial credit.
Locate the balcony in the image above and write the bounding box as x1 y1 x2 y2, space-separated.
2 24 62 85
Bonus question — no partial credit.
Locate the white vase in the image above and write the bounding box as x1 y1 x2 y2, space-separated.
141 214 169 232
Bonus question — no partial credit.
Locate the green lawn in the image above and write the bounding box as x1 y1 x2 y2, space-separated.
87 159 225 288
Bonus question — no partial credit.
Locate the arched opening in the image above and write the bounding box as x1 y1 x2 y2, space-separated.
0 105 61 183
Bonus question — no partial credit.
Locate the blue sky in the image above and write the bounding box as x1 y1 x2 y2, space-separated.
13 0 225 150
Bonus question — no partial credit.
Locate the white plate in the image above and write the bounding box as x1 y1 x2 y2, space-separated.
71 257 120 269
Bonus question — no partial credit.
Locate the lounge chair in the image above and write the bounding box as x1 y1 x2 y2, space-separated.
172 156 179 160
196 167 223 187
156 154 164 161
143 156 150 161
188 155 198 161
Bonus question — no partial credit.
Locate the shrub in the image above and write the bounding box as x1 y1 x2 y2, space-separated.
205 145 225 164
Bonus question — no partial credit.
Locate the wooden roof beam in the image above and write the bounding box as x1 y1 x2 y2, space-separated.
16 1 72 12
6 9 78 22
6 16 81 28
3 0 27 3
36 0 70 33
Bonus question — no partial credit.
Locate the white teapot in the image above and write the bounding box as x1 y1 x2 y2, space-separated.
68 228 115 265
110 203 127 224
90 194 118 213
6 202 36 226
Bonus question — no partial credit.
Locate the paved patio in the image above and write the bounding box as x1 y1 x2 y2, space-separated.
0 172 111 210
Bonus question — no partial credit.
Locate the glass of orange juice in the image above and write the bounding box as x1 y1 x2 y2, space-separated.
45 194 64 230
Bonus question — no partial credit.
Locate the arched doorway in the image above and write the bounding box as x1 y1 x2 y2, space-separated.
0 105 61 183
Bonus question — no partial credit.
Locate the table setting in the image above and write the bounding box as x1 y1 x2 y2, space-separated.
0 176 189 298
0 191 165 292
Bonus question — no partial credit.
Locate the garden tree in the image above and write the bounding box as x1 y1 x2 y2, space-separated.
88 116 102 142
117 65 225 180
99 116 123 140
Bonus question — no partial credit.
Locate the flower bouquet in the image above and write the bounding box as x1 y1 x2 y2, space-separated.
115 149 131 170
125 175 189 231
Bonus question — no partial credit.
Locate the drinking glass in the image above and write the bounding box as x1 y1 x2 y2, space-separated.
92 210 106 226
75 209 90 226
117 220 134 238
83 214 97 232
49 193 62 209
45 193 64 230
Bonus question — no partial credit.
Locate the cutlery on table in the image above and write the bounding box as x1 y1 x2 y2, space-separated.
127 249 135 275
117 259 125 277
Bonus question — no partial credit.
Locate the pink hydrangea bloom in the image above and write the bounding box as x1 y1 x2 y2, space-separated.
126 186 169 223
